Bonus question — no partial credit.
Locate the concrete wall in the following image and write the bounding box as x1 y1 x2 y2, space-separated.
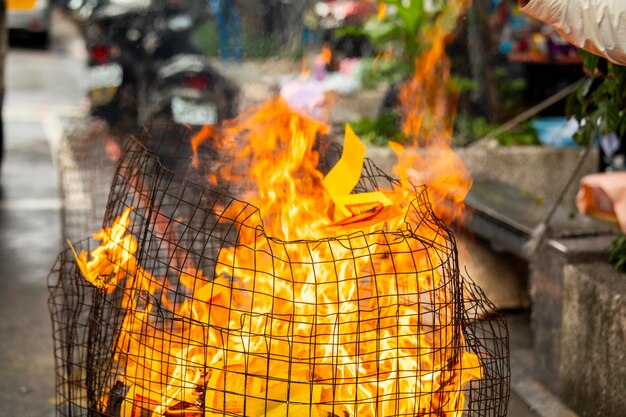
456 142 598 209
530 242 569 393
559 262 626 417
529 236 616 395
365 141 598 210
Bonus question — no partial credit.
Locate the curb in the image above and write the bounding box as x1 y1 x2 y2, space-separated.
510 357 579 417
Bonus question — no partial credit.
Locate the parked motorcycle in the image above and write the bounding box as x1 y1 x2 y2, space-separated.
84 0 150 134
83 0 239 136
140 0 239 127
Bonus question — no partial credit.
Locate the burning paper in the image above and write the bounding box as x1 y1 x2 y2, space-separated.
50 1 509 415
63 103 496 417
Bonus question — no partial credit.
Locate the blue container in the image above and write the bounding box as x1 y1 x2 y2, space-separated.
530 117 579 148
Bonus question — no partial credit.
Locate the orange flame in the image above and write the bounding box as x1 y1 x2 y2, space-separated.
72 1 483 414
74 98 482 416
300 55 310 79
392 0 472 225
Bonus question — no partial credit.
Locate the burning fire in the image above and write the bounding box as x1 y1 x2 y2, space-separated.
68 1 485 415
392 0 472 226
71 97 482 416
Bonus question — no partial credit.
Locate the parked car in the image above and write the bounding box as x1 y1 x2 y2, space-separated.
7 0 51 46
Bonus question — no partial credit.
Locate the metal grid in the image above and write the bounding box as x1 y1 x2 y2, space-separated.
50 134 509 417
57 119 121 243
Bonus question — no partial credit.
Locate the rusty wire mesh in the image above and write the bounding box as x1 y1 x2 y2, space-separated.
57 119 121 243
49 133 509 417
57 121 242 243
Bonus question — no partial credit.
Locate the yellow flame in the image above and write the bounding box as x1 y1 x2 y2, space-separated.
393 0 472 225
71 1 484 413
73 100 482 416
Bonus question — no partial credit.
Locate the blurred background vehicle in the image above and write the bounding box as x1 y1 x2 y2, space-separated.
141 0 239 127
7 0 51 46
82 0 239 138
83 0 148 134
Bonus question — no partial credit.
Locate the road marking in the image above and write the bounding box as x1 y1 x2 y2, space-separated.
0 198 62 211
4 104 89 160
43 112 65 159
3 105 87 122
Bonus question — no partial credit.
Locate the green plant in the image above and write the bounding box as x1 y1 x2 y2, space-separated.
357 57 406 89
453 115 540 147
494 122 540 146
493 66 527 114
609 235 626 273
566 50 626 145
342 0 450 85
351 110 404 146
453 115 494 146
346 0 467 147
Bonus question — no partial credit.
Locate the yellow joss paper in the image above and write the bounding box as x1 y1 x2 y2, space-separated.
322 124 368 218
205 365 264 417
262 382 322 417
322 125 394 225
205 364 324 417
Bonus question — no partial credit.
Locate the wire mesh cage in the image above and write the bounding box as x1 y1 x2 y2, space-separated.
57 118 244 243
50 117 509 417
57 119 121 243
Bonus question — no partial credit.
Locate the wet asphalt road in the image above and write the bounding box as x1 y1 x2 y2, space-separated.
0 10 86 417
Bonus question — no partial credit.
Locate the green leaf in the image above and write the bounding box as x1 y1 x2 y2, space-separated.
573 122 594 146
580 49 600 72
619 120 626 138
578 77 595 100
450 75 478 93
612 63 626 84
336 25 365 38
609 235 626 273
598 58 610 76
598 101 620 134
566 90 582 121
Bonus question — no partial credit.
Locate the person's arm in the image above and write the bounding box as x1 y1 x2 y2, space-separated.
520 0 626 65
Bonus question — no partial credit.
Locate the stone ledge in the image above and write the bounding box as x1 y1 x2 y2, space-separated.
559 262 626 416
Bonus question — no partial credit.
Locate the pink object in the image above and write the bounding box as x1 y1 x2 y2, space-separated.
314 60 326 81
577 172 626 232
280 79 326 120
339 58 361 76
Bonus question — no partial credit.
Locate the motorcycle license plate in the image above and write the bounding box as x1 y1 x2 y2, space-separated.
171 96 218 126
87 63 123 91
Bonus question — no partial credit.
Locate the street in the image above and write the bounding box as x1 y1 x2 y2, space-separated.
0 10 85 417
